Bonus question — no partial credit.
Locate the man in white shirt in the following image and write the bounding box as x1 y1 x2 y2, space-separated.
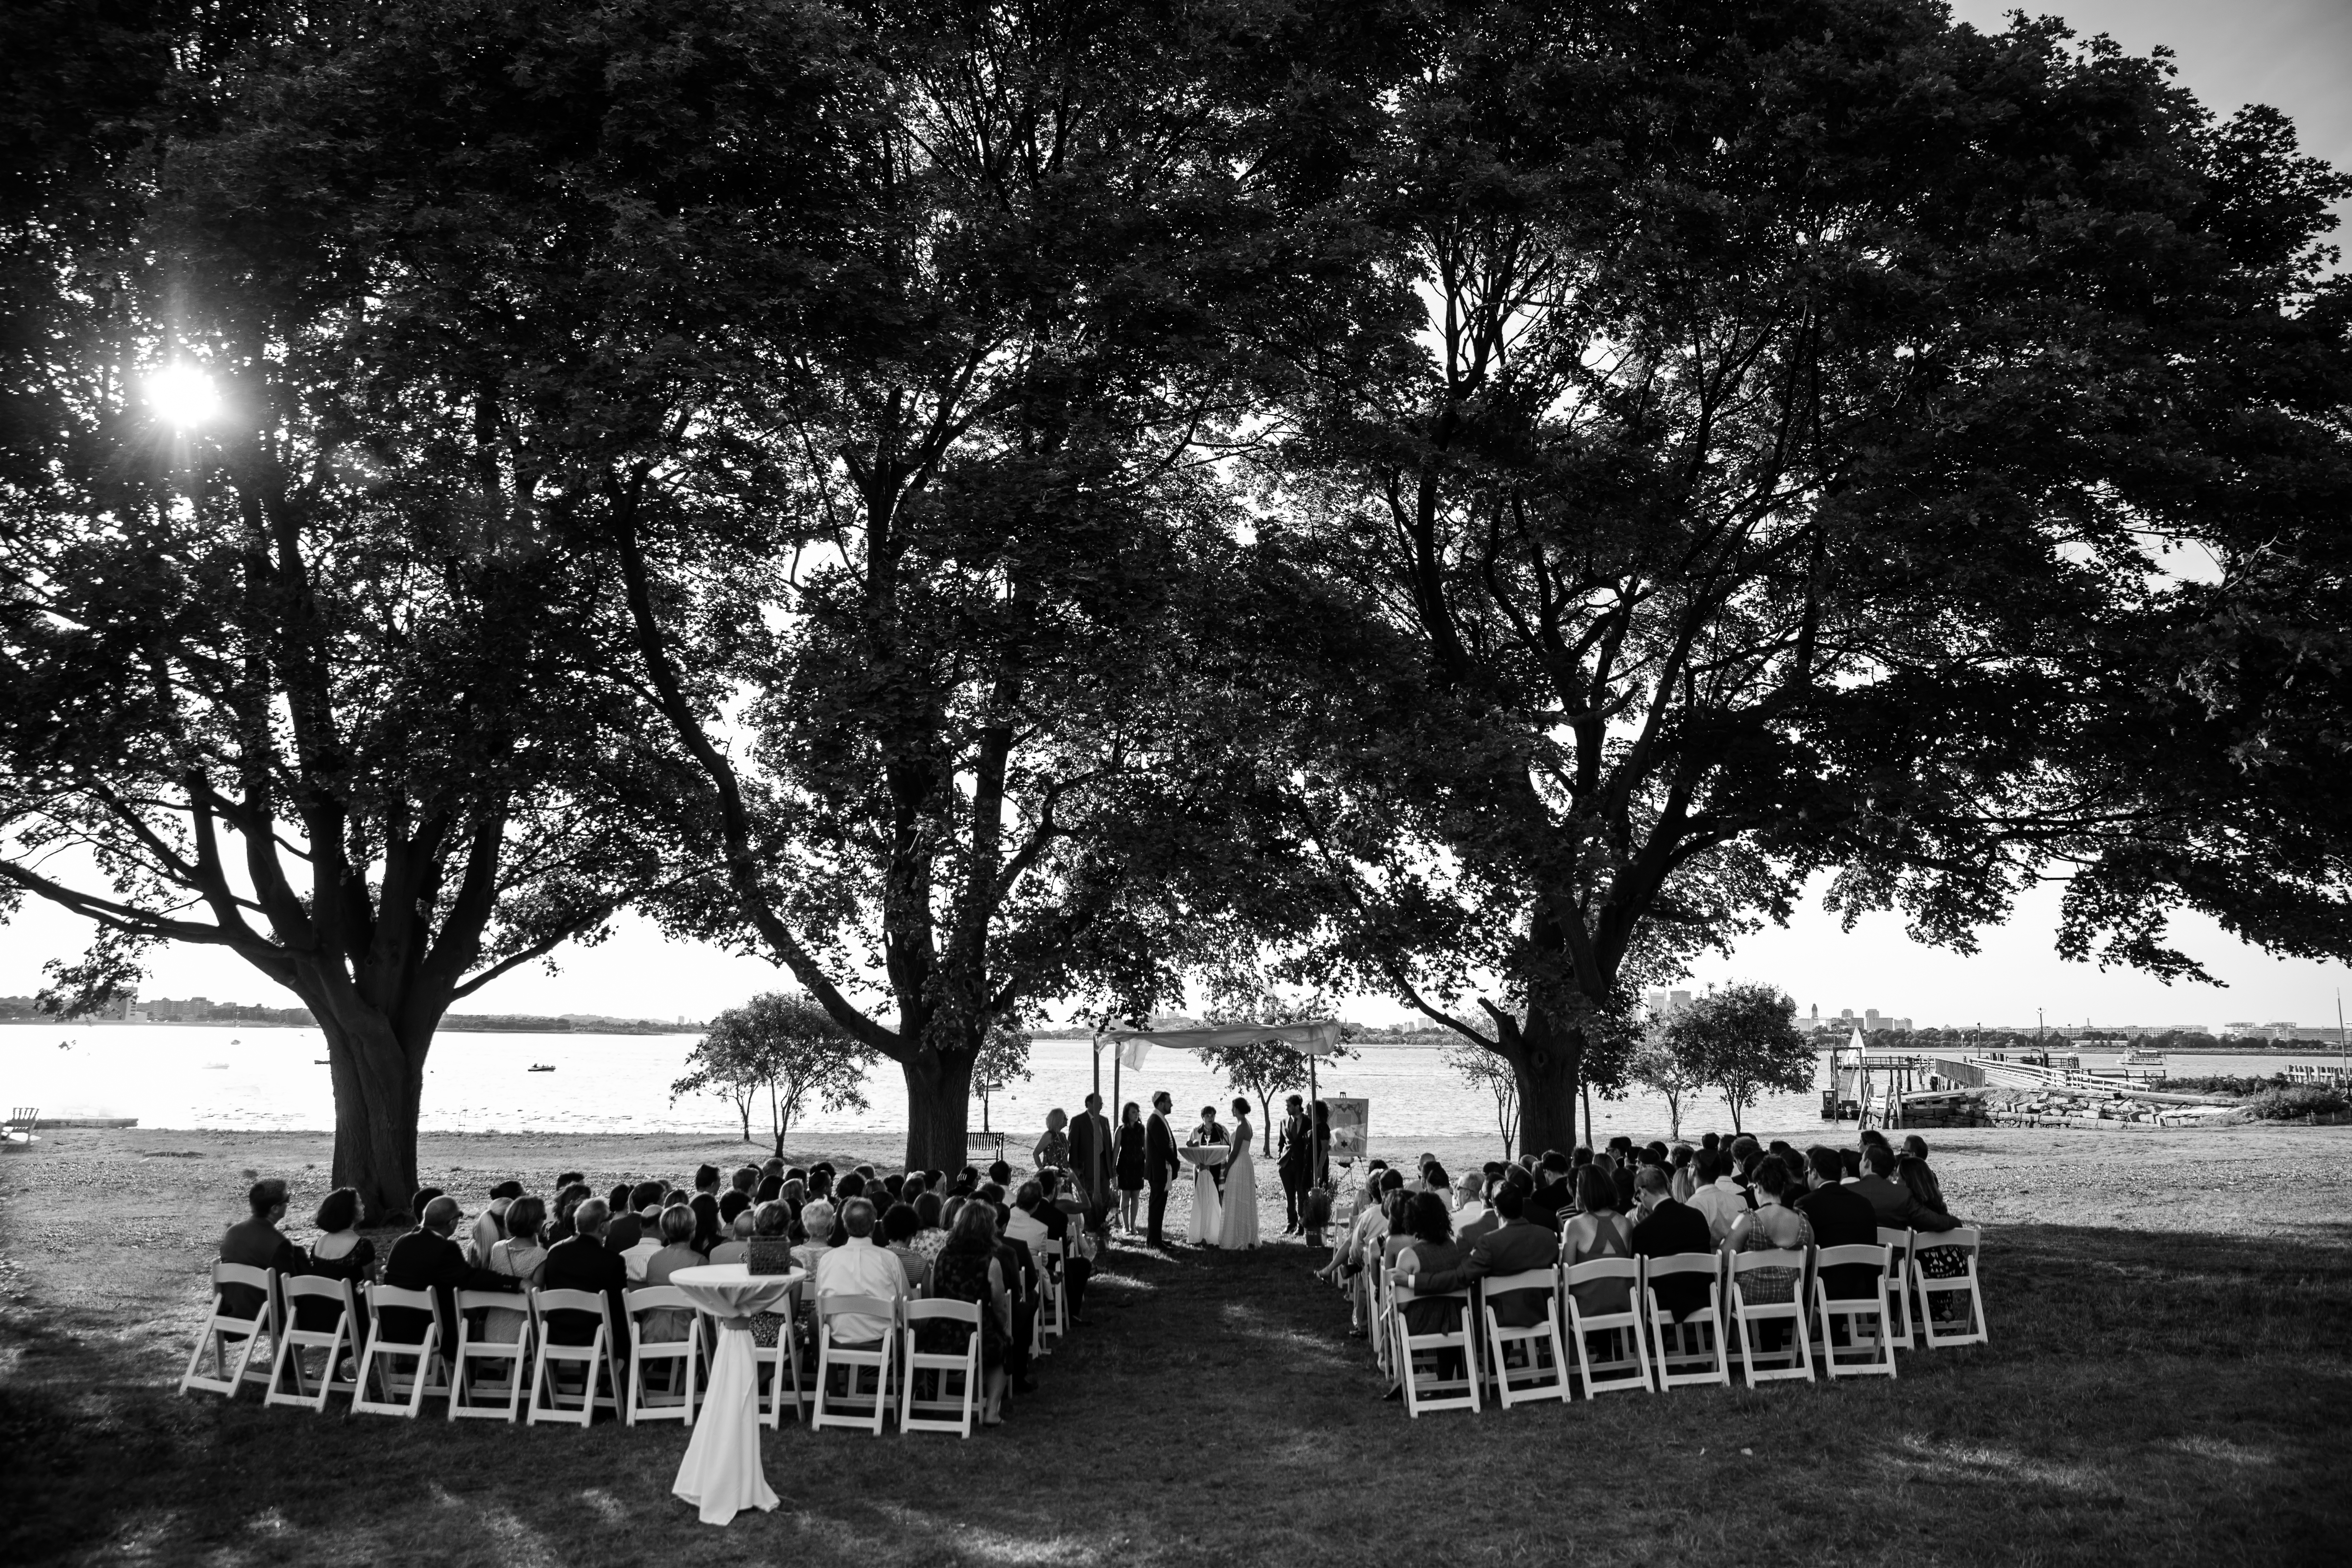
812 1198 906 1346
1686 1149 1747 1246
1449 1171 1488 1232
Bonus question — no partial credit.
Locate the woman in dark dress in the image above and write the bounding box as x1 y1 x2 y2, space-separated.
921 1199 1011 1426
1115 1102 1147 1234
300 1186 376 1331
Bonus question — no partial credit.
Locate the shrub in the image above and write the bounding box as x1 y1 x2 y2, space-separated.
2155 1075 2285 1097
2242 1085 2351 1121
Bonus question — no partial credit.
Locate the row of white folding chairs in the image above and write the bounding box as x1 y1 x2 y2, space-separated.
1372 1226 1985 1416
178 1266 997 1438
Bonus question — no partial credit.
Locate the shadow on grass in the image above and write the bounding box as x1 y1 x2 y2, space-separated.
3 1226 2351 1567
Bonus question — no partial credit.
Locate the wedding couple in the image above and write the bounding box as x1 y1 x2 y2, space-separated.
1143 1092 1259 1250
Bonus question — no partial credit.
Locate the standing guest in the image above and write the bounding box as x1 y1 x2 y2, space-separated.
923 1198 1012 1426
1070 1092 1115 1234
1032 1107 1073 1173
298 1187 376 1331
811 1198 906 1351
1115 1102 1148 1235
1563 1165 1636 1318
1629 1166 1715 1322
882 1203 931 1293
1276 1094 1313 1236
1797 1146 1881 1299
382 1195 520 1357
482 1195 548 1344
219 1178 306 1321
1310 1100 1332 1188
1145 1091 1182 1248
541 1198 629 1362
469 1181 524 1267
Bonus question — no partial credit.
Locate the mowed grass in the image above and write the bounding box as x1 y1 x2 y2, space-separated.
3 1128 2352 1566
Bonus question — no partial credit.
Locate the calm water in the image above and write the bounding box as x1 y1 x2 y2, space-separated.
0 1025 2322 1145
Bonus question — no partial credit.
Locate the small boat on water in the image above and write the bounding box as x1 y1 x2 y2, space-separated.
2123 1047 2166 1071
528 1064 556 1073
200 1062 229 1070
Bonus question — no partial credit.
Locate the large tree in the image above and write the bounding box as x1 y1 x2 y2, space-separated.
0 0 853 1217
617 0 1373 1169
1272 0 2352 1152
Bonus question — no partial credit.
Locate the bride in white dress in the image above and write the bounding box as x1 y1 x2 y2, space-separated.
1185 1106 1225 1247
1218 1098 1260 1250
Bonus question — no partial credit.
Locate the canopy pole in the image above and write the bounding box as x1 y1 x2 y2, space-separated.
1091 1029 1101 1101
1309 1054 1319 1182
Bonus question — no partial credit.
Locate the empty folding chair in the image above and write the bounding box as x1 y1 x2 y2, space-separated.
179 1262 279 1400
447 1289 533 1422
625 1286 703 1426
1876 1227 1917 1349
351 1285 446 1418
900 1298 984 1437
1729 1250 1815 1387
1480 1270 1570 1407
1033 1239 1068 1345
1910 1225 1988 1348
1642 1253 1731 1391
1564 1257 1655 1398
267 1276 361 1413
811 1296 898 1435
1390 1282 1480 1417
1813 1244 1898 1379
527 1288 618 1427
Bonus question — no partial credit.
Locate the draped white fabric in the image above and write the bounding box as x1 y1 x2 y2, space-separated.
668 1265 800 1526
1100 1020 1345 1071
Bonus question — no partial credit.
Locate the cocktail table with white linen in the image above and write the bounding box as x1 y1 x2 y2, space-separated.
667 1263 802 1526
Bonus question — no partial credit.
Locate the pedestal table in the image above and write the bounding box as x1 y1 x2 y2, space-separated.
667 1263 802 1526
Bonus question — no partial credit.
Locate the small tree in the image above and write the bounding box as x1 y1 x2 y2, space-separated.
1666 984 1815 1136
1628 1038 1711 1142
971 1018 1033 1134
1199 1038 1318 1155
1445 1043 1520 1162
671 994 878 1157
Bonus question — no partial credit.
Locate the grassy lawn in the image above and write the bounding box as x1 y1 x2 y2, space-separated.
4 1128 2351 1565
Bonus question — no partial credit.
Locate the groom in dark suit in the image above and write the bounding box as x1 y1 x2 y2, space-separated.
1145 1091 1181 1248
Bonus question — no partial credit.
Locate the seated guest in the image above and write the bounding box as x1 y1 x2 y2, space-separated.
1388 1193 1469 1394
1527 1151 1573 1230
1727 1159 1813 1326
986 1159 1014 1190
1898 1134 1948 1212
547 1183 593 1242
710 1210 756 1265
1629 1166 1714 1321
469 1180 524 1266
1450 1172 1488 1228
540 1197 628 1356
882 1202 931 1293
1796 1146 1880 1298
382 1195 520 1355
1610 1151 1639 1213
910 1192 950 1264
556 1170 586 1190
1563 1165 1636 1317
1397 1182 1560 1329
482 1194 548 1343
922 1198 1011 1425
731 1165 760 1199
1851 1142 1961 1232
1668 1144 1696 1201
811 1197 905 1349
220 1178 306 1320
298 1187 375 1330
689 1192 723 1255
793 1200 837 1275
746 1202 796 1274
1838 1148 1862 1182
1024 1171 1091 1322
619 1201 664 1283
695 1164 722 1198
755 1173 784 1203
1421 1160 1451 1202
835 1171 868 1206
1379 1189 1420 1271
606 1182 635 1219
640 1203 706 1343
1457 1181 1504 1248
882 1173 906 1206
1686 1149 1745 1245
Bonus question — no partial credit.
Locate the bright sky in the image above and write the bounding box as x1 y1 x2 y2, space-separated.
5 1 2348 1033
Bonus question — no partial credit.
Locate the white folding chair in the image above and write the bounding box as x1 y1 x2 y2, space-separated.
1479 1270 1570 1407
447 1288 532 1421
1390 1283 1480 1417
267 1276 360 1412
1034 1239 1068 1345
1730 1250 1815 1386
351 1284 446 1418
1911 1226 1988 1348
179 1263 279 1399
1813 1244 1898 1379
1643 1252 1731 1390
735 1277 806 1428
1876 1227 1917 1349
900 1298 983 1437
811 1295 897 1435
625 1286 703 1425
1564 1258 1655 1397
527 1288 619 1427
1372 1260 1398 1378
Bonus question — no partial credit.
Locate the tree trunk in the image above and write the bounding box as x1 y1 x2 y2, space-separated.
902 1045 979 1171
314 1004 427 1225
1509 1010 1583 1157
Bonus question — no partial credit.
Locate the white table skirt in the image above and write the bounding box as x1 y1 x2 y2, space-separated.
667 1264 802 1526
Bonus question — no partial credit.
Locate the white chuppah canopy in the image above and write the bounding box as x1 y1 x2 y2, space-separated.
1091 1020 1346 1071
